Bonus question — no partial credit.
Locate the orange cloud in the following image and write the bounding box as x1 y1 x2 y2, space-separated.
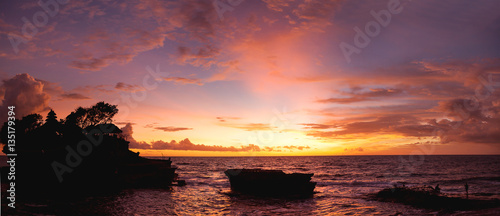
121 123 260 151
162 77 203 86
115 82 145 92
154 126 193 132
0 74 51 123
60 93 91 100
317 88 404 104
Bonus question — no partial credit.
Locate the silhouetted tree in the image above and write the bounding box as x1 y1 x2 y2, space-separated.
65 102 118 129
0 113 42 143
1 113 43 154
65 107 86 127
21 113 44 133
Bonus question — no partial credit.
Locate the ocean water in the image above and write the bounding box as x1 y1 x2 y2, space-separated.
2 155 500 215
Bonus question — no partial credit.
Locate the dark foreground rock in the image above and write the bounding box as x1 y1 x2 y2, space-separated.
224 169 316 198
369 186 500 211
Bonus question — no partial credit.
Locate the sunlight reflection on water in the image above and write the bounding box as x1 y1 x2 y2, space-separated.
4 155 500 215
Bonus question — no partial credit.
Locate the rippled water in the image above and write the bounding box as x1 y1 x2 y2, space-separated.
5 155 500 215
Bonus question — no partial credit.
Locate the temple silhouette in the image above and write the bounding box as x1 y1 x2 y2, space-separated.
0 102 180 198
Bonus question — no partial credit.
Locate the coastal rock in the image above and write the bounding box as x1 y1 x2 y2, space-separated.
224 169 316 198
370 186 500 211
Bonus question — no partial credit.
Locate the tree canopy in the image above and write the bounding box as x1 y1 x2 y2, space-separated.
1 113 43 153
65 102 118 129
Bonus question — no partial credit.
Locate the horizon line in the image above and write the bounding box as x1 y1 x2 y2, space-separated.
143 154 500 157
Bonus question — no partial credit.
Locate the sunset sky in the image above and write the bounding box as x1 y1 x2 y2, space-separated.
1 0 499 156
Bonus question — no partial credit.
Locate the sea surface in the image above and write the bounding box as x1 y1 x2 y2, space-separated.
2 155 500 215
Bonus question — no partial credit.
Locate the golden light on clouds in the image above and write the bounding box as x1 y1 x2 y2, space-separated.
1 0 499 155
